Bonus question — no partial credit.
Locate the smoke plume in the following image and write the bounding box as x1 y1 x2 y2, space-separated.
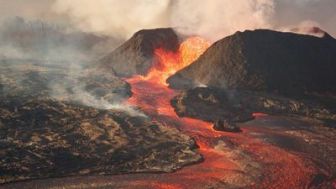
52 0 336 41
52 0 275 41
0 17 144 117
52 0 171 39
170 0 274 41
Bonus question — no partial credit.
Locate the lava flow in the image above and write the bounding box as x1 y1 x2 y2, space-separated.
124 37 318 189
131 36 210 86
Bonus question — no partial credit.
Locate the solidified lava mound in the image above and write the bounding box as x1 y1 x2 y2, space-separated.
171 87 253 122
0 60 202 184
172 87 336 125
168 29 336 96
99 28 179 77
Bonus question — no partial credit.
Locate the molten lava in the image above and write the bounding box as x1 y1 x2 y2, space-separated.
140 36 210 85
125 36 317 189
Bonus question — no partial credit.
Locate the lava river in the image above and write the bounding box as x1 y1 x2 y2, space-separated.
3 36 326 189
121 37 318 189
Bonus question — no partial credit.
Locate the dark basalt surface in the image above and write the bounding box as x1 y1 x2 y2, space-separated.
2 115 336 189
172 87 336 126
171 87 254 123
0 99 201 184
99 28 179 77
243 116 336 188
0 60 132 105
168 29 336 96
213 119 241 132
171 87 336 187
0 61 202 184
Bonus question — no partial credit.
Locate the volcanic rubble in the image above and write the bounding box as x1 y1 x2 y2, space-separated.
171 87 336 127
0 59 202 184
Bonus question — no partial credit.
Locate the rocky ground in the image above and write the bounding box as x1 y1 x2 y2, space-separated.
171 88 336 188
243 115 336 188
0 60 202 184
170 87 336 187
2 115 336 189
172 87 336 126
2 27 336 188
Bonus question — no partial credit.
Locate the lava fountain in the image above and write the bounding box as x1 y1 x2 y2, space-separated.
125 36 317 189
132 36 210 85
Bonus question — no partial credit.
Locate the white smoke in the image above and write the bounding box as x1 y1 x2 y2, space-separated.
52 0 336 41
55 83 147 117
0 17 144 117
52 0 171 39
281 20 327 38
1 1 335 42
171 0 274 41
274 0 336 33
53 0 275 41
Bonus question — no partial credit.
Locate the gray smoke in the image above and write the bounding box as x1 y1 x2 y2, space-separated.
0 16 144 117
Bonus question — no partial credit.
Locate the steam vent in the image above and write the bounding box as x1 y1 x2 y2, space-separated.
1 1 336 189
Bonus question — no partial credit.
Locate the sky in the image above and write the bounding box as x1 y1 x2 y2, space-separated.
0 0 335 41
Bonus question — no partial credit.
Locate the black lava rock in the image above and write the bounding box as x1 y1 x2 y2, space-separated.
213 119 241 132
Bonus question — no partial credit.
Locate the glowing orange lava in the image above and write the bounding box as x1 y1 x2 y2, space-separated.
125 36 317 189
140 36 210 85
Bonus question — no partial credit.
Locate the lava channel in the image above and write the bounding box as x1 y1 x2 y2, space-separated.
121 37 318 189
